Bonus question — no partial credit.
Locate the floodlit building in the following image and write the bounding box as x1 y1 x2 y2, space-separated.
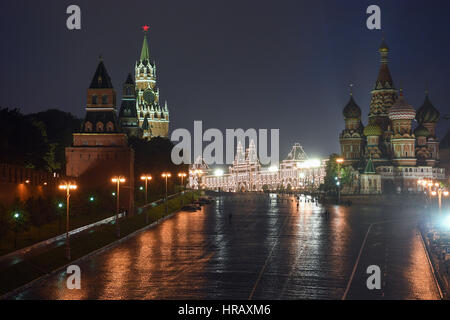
190 142 326 192
339 39 445 193
65 58 135 214
118 27 169 140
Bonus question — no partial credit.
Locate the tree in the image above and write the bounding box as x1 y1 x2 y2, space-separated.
0 204 10 250
8 199 29 248
0 108 81 172
28 109 82 173
129 136 188 199
320 153 340 193
0 108 49 169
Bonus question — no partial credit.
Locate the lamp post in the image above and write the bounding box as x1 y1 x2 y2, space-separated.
140 175 152 224
194 169 204 199
178 172 187 205
431 183 448 213
12 212 22 249
111 176 126 237
336 158 344 204
162 173 171 214
418 179 432 206
58 181 77 260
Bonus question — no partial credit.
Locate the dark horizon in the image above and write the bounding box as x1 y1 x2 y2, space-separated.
1 0 449 159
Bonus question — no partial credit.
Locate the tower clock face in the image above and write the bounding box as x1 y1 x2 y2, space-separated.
143 89 155 104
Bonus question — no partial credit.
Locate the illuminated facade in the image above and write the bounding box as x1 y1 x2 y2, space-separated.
119 27 169 140
66 58 135 213
339 39 445 193
190 142 326 192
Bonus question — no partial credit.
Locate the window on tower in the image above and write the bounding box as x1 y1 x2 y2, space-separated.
85 121 93 132
106 122 114 132
96 122 104 132
92 95 98 105
102 95 108 104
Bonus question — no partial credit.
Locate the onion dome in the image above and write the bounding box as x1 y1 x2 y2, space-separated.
388 90 415 120
343 95 361 118
414 124 430 138
379 39 389 52
416 92 440 123
363 122 383 136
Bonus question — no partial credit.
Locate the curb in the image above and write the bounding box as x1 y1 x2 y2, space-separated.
418 228 445 300
0 208 182 300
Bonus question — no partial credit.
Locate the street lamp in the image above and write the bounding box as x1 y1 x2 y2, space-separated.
178 172 187 205
140 175 152 224
430 185 448 213
58 181 77 260
336 158 344 204
162 172 171 214
111 176 126 237
12 211 22 248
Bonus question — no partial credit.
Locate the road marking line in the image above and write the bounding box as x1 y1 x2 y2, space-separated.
341 223 374 300
341 218 425 300
248 213 291 300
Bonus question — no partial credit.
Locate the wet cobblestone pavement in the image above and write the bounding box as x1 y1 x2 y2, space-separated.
11 194 441 300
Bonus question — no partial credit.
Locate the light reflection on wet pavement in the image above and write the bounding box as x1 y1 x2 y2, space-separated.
11 194 440 300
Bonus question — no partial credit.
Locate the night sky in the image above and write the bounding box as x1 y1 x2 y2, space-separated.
1 0 449 159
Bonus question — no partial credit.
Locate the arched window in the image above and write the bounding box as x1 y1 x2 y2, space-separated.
102 95 108 104
92 95 98 105
96 122 104 132
106 122 114 132
85 121 93 132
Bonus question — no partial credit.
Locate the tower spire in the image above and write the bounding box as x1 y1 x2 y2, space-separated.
374 36 394 89
140 25 150 62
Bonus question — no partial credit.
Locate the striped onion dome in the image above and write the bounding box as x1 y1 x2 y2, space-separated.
388 90 415 121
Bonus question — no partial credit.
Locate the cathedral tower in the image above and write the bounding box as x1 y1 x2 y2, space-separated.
369 38 397 159
388 90 416 166
416 91 440 165
339 92 364 164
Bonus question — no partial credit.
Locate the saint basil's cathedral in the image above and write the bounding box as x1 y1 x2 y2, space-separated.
339 39 445 194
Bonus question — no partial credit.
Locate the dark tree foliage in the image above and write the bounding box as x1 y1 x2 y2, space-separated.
320 153 340 192
0 204 9 246
8 199 30 233
129 136 189 198
0 108 49 169
25 196 57 228
28 109 81 172
0 108 81 172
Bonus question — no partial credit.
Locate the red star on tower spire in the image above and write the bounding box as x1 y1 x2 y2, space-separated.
142 25 150 32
